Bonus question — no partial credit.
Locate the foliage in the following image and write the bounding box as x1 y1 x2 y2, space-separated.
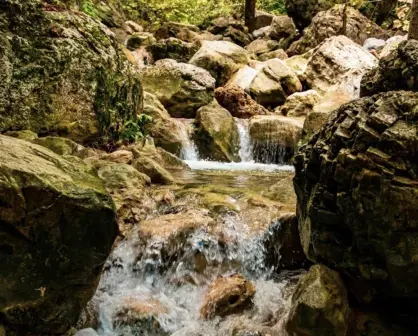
119 114 153 143
257 0 286 14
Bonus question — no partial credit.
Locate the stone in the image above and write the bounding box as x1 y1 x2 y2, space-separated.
249 59 302 108
284 50 313 79
222 26 252 47
200 274 255 319
33 137 88 158
189 40 251 86
133 156 176 185
126 32 156 50
0 135 118 334
263 213 306 270
254 11 275 30
141 59 215 118
285 265 351 336
99 150 134 165
74 328 99 336
148 37 200 63
294 91 418 305
246 39 279 56
0 0 143 144
300 112 330 144
154 22 200 42
249 116 303 163
268 15 298 49
363 37 386 53
287 5 389 56
4 130 38 141
125 21 144 33
379 35 407 59
194 100 239 162
305 36 377 95
215 85 268 119
252 26 271 39
285 0 343 30
279 90 321 117
258 49 288 61
226 64 263 90
361 39 418 97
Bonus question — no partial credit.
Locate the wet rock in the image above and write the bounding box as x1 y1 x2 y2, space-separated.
133 157 176 185
268 15 298 49
250 115 303 163
267 175 297 206
126 32 156 50
0 0 142 143
279 90 321 117
285 0 343 30
189 41 251 86
246 39 279 56
258 49 288 61
0 135 118 334
305 36 377 95
215 85 268 119
194 100 239 162
361 40 418 97
4 130 38 141
254 10 275 30
288 5 388 56
155 22 200 42
74 328 98 336
141 59 215 118
148 37 200 63
200 274 255 319
286 265 351 336
33 136 88 158
249 59 302 108
300 111 330 144
264 213 306 270
294 91 418 304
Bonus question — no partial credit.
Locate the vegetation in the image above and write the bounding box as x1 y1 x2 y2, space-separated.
119 114 153 143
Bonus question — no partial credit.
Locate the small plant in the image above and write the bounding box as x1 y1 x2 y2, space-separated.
119 114 153 143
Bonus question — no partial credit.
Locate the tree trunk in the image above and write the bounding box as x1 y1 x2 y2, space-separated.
245 0 256 33
341 1 349 36
410 0 418 40
375 0 398 25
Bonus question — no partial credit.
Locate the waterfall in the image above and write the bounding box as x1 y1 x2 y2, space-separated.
235 118 253 163
177 119 199 161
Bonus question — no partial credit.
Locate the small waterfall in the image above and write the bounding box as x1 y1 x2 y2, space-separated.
253 141 291 164
235 118 253 163
177 119 199 161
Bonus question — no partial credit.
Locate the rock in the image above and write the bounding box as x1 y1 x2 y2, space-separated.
258 49 288 61
100 150 134 165
189 41 251 86
194 100 239 162
284 50 313 79
125 21 144 33
141 59 215 118
142 92 184 154
267 175 297 206
252 26 271 39
268 15 298 49
361 40 418 97
264 213 306 270
246 39 279 56
279 90 321 117
4 130 38 141
200 274 255 319
215 85 268 119
285 265 351 336
33 137 88 158
0 135 118 334
0 0 142 144
305 36 377 95
222 26 253 47
288 5 389 56
300 111 330 144
227 64 263 90
154 22 200 42
294 91 418 305
285 0 343 30
74 328 98 336
133 156 176 184
126 32 156 50
363 37 386 53
249 59 302 108
379 35 407 59
148 37 200 63
249 116 303 163
254 11 275 30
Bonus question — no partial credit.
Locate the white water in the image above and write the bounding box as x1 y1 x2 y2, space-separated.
184 160 294 173
235 118 254 163
177 119 199 161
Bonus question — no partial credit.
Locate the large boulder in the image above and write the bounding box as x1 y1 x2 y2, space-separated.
279 90 321 117
141 59 215 118
189 41 251 87
0 135 118 334
147 37 200 63
294 91 418 305
285 0 343 30
254 10 275 30
249 115 303 164
285 265 351 336
154 22 200 42
268 15 298 49
215 85 268 119
305 36 377 96
288 5 389 56
0 0 143 143
246 39 279 57
249 59 302 108
361 39 418 97
194 100 239 162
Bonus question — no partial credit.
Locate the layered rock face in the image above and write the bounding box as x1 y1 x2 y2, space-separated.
0 135 118 333
0 0 143 143
294 91 418 305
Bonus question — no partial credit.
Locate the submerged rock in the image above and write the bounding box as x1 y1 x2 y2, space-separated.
200 274 255 319
286 265 351 336
141 59 215 118
294 91 418 305
0 0 143 143
0 135 118 334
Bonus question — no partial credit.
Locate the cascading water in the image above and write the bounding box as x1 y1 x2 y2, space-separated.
235 118 254 163
177 119 199 161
